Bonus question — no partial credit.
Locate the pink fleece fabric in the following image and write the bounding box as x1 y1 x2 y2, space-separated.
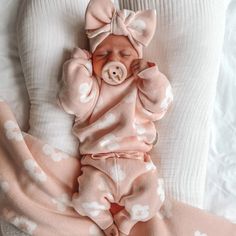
72 152 161 234
58 48 173 155
57 45 173 234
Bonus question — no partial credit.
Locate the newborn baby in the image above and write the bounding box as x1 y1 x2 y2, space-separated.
58 0 173 235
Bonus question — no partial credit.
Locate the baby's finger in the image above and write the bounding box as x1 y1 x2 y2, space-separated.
131 64 141 71
131 65 140 73
131 59 140 67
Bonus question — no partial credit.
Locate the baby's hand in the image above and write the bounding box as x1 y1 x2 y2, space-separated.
131 59 150 75
104 224 119 236
71 47 92 60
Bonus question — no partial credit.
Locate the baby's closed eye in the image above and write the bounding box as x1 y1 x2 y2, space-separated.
120 50 131 57
96 51 109 57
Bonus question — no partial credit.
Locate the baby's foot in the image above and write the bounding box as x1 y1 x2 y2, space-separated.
104 224 119 236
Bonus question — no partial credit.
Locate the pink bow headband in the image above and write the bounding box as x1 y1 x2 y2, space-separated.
85 0 156 58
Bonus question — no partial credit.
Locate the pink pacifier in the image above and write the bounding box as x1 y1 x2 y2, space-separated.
101 61 127 85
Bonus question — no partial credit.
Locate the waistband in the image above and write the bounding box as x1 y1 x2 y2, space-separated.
82 151 149 161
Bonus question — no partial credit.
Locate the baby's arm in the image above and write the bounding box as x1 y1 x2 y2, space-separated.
58 48 99 123
132 59 173 121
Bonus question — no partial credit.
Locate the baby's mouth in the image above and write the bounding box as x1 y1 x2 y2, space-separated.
101 61 127 85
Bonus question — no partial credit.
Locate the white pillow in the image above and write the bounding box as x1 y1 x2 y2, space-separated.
17 0 94 155
119 0 229 207
0 0 29 132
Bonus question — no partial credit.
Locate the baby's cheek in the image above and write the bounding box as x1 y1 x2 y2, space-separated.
121 62 131 77
92 60 104 77
123 60 134 75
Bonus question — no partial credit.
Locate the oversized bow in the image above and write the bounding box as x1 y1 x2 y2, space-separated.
85 0 156 57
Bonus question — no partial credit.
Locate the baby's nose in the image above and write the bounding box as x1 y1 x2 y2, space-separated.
107 52 119 62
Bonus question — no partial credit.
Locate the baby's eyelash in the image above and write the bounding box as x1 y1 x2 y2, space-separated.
121 53 131 57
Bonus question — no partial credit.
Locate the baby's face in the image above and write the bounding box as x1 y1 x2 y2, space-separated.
92 35 139 79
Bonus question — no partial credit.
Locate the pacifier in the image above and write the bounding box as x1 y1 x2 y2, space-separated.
101 61 127 85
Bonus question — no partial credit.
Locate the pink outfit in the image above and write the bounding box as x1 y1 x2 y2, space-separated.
58 49 173 155
58 47 173 234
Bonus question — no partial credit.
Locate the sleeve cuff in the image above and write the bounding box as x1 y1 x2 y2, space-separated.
137 64 159 79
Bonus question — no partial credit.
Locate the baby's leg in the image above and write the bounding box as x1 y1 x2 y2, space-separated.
72 165 116 232
114 169 162 235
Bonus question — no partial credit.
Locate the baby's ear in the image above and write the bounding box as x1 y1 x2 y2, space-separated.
71 47 91 59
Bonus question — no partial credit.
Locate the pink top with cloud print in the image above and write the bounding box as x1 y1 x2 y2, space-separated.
58 49 173 155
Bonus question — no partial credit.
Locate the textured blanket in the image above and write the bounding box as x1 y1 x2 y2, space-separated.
0 99 235 235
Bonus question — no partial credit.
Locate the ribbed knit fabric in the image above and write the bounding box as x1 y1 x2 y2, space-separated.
0 0 29 132
119 0 229 207
17 0 91 156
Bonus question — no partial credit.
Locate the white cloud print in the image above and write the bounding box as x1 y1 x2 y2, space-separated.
4 120 23 142
145 161 156 171
79 82 95 103
130 204 150 221
0 180 10 193
10 216 37 235
157 178 165 202
24 159 47 183
99 134 120 151
52 193 72 212
110 164 126 183
160 85 173 110
42 144 70 162
194 231 208 236
133 119 148 142
82 201 107 217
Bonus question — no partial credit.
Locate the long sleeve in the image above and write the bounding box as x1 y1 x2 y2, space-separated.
58 48 99 124
137 65 173 121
